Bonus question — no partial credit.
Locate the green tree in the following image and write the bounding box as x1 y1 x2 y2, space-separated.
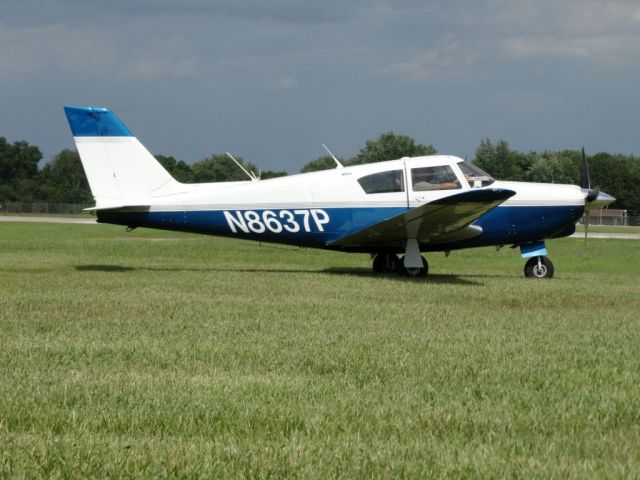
191 154 259 182
300 156 341 173
589 153 640 215
260 170 288 179
350 132 436 165
0 138 42 181
474 138 530 180
156 155 193 183
39 149 92 203
525 150 579 184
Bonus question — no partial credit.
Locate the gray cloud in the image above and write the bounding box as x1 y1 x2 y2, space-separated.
1 0 639 170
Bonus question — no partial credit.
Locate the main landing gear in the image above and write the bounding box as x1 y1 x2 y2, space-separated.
372 253 429 277
524 256 554 279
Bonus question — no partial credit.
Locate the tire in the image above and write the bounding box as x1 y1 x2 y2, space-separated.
372 253 401 273
400 255 428 277
524 256 554 279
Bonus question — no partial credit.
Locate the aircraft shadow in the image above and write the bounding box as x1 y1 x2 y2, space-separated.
75 264 481 285
76 265 135 272
321 267 482 285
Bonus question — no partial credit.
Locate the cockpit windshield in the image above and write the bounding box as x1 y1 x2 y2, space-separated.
458 162 495 188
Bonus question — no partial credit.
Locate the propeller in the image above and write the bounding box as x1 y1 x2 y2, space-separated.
580 148 591 256
579 148 600 256
580 148 599 202
579 148 616 256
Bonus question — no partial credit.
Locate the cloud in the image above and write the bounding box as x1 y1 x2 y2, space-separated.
0 23 116 78
265 77 299 90
0 0 374 26
0 21 202 81
383 0 640 83
504 34 640 64
125 55 201 79
383 38 477 82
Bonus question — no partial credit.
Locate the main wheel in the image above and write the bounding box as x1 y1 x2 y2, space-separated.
372 253 401 273
400 255 428 277
524 256 554 279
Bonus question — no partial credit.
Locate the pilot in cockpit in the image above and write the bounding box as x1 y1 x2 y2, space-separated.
413 169 460 191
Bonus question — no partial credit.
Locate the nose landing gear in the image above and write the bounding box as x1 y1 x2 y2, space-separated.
520 241 554 279
524 256 554 279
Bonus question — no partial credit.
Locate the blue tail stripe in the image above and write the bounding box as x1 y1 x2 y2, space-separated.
64 106 133 137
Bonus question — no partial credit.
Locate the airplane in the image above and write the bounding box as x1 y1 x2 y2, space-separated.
64 106 615 279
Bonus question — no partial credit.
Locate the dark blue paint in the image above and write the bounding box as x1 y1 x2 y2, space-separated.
97 204 584 252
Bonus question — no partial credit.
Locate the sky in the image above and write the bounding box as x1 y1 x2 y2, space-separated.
1 0 639 172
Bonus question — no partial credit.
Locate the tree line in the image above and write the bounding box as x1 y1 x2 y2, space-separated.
1 133 639 215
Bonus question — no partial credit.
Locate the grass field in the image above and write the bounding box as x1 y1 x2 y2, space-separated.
1 222 639 478
575 224 640 234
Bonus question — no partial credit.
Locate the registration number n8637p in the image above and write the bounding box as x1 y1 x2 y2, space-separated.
223 209 330 234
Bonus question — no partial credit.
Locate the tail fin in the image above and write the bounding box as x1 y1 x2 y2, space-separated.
64 106 184 207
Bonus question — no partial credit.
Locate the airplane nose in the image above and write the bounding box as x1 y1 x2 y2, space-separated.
583 189 615 211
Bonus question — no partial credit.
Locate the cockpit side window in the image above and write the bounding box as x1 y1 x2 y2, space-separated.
411 166 461 191
357 170 405 194
458 162 495 188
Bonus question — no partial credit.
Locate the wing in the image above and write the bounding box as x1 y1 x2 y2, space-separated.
329 188 515 248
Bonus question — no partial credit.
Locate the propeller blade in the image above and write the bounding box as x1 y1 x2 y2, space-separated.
585 185 600 203
580 147 591 190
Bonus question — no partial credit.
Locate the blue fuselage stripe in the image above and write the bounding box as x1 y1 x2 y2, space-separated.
97 204 583 250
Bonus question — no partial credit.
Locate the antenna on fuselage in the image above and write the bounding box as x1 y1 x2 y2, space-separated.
322 143 344 169
226 152 258 181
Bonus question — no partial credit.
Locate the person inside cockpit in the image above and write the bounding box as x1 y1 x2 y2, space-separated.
412 166 461 191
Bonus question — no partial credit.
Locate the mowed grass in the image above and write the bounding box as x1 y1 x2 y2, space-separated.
575 224 640 234
1 222 639 478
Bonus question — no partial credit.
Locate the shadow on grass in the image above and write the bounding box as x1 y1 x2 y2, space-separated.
322 267 482 285
74 264 481 285
75 265 135 272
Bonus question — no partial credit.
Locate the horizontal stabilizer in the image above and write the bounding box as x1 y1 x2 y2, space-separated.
330 188 515 248
83 205 150 212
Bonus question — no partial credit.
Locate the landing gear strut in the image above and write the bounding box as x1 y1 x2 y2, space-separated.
372 253 428 277
524 256 554 279
401 255 428 277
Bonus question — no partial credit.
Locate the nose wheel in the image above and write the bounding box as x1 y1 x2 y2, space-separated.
524 256 554 279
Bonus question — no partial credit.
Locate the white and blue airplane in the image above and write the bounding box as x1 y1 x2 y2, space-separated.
64 106 614 278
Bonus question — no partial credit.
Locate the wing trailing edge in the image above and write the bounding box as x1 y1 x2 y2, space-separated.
329 188 516 248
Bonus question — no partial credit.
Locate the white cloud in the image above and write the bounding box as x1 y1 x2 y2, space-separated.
504 34 640 63
384 38 477 82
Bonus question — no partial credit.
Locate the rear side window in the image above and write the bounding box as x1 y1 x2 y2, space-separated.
357 170 405 194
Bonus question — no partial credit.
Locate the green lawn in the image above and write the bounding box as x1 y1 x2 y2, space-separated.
575 224 640 234
0 212 93 218
1 223 639 478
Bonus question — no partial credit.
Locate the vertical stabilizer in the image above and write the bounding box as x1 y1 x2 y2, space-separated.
64 106 183 207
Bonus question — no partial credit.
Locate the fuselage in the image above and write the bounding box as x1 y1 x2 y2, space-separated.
97 155 586 253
